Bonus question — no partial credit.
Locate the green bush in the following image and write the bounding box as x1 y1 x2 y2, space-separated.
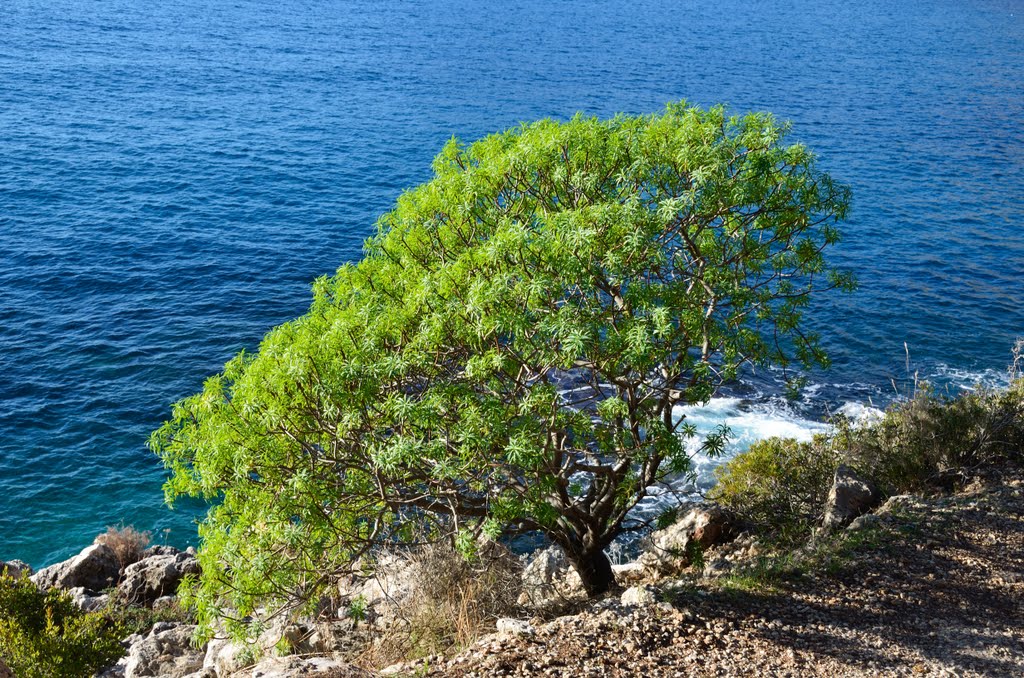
711 378 1024 542
0 574 125 678
709 435 841 542
99 591 193 637
842 380 1024 492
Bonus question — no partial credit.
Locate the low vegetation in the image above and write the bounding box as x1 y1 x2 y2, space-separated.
360 543 523 666
100 591 193 637
709 435 841 543
0 574 125 678
711 376 1024 544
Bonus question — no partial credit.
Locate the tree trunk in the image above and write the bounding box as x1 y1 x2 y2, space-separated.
566 547 616 597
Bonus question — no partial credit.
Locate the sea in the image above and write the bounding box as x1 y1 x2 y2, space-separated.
1 0 1021 567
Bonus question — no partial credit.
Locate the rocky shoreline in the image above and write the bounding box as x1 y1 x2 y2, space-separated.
3 462 1021 677
405 468 1024 677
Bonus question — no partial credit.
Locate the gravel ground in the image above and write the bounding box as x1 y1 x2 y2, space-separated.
391 469 1024 677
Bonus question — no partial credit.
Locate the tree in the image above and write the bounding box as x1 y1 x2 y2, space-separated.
152 102 853 639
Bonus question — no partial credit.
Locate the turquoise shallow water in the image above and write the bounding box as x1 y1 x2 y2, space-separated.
1 0 1022 567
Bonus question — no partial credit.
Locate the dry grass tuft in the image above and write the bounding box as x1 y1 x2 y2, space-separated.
357 541 522 669
94 525 151 570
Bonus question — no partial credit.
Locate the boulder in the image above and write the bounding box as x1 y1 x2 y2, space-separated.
611 561 646 585
153 595 179 611
122 623 205 678
31 543 120 591
246 655 371 677
68 585 110 612
0 559 32 578
620 584 658 607
521 544 567 593
639 504 737 573
847 513 881 531
496 617 535 638
119 551 201 605
876 494 921 515
702 556 733 578
822 465 882 529
517 544 583 608
202 637 244 677
332 551 422 629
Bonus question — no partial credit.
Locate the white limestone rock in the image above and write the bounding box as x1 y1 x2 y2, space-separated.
31 543 120 591
122 623 206 678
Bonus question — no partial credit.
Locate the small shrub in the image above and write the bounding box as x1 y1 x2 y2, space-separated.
711 375 1024 543
709 435 842 542
841 380 1024 492
0 574 125 678
347 594 367 624
95 525 151 570
99 591 193 637
718 553 805 593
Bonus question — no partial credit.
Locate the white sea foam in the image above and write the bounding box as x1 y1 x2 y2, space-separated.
673 397 830 487
927 364 1011 392
618 363 1013 534
835 401 885 425
627 396 833 528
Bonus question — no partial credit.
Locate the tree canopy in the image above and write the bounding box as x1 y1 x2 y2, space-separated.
151 102 853 640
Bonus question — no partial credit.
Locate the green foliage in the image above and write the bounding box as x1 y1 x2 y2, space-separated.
100 592 193 637
151 102 852 640
710 435 842 542
347 595 367 624
717 553 804 593
0 574 125 678
841 380 1024 492
712 377 1024 541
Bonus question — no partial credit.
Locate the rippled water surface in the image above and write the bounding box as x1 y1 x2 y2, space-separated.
2 0 1022 566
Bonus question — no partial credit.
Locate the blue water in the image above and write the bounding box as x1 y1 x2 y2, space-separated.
2 0 1022 567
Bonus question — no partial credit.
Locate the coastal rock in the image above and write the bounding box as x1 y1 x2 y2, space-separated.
517 544 585 608
153 595 179 611
68 585 110 612
521 544 568 596
847 513 882 531
639 505 738 572
31 543 120 591
143 545 181 558
202 636 250 677
702 555 733 578
119 551 201 605
303 620 365 655
877 494 921 515
822 465 882 529
1 559 32 578
123 622 205 678
611 561 646 586
244 613 367 661
245 655 371 677
336 552 415 626
0 657 12 678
